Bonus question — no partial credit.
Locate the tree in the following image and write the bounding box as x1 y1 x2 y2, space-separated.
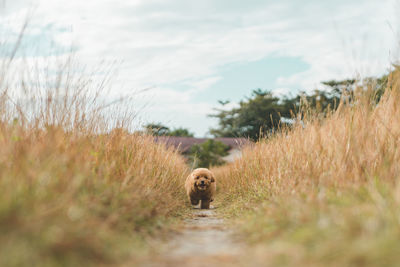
168 128 194 137
189 140 229 168
144 123 170 136
209 89 292 140
144 123 194 137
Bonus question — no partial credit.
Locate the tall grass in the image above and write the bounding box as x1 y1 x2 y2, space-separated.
0 51 189 265
215 68 400 266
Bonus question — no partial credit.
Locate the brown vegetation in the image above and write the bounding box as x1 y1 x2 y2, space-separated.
0 56 190 266
214 68 400 266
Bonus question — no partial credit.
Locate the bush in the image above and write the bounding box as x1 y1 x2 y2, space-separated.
189 139 229 168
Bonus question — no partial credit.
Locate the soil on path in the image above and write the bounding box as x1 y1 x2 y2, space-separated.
144 208 245 267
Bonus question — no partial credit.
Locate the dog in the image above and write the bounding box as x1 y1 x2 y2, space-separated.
185 168 216 209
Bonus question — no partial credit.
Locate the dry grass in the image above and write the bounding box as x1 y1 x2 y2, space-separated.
0 55 189 266
215 68 400 266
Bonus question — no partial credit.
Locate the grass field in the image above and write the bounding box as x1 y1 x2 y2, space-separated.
214 68 400 266
3 63 400 266
3 19 400 267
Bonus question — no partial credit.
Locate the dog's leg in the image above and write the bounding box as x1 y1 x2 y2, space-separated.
191 198 200 209
191 198 199 205
200 199 211 209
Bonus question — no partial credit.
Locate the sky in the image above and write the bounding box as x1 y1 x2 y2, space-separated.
1 0 399 136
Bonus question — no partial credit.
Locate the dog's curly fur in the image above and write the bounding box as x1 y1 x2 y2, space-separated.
185 168 216 209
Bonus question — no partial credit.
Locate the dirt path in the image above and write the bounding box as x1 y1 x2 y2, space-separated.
144 208 244 267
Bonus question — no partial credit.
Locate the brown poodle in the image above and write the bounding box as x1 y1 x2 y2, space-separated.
185 168 216 209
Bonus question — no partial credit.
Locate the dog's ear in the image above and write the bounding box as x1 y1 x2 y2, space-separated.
210 175 215 183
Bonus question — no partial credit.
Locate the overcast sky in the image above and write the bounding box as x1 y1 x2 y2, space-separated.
1 0 399 136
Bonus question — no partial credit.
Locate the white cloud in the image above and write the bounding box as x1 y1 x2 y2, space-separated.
273 87 293 97
184 76 221 94
1 0 399 135
135 86 215 136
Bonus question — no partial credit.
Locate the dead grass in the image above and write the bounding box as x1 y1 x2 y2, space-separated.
0 54 189 266
215 68 400 266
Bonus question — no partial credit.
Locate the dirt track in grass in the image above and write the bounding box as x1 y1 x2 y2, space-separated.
143 208 245 267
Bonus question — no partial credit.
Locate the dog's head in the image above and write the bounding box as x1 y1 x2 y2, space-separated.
191 168 215 191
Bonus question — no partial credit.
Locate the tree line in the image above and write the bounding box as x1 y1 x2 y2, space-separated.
210 66 394 141
143 67 395 166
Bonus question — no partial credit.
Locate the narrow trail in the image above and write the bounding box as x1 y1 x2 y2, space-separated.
145 208 244 267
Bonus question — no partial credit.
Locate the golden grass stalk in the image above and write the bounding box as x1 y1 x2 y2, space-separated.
0 51 189 266
215 68 400 266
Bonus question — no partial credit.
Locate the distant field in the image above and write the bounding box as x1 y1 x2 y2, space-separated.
215 68 400 266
